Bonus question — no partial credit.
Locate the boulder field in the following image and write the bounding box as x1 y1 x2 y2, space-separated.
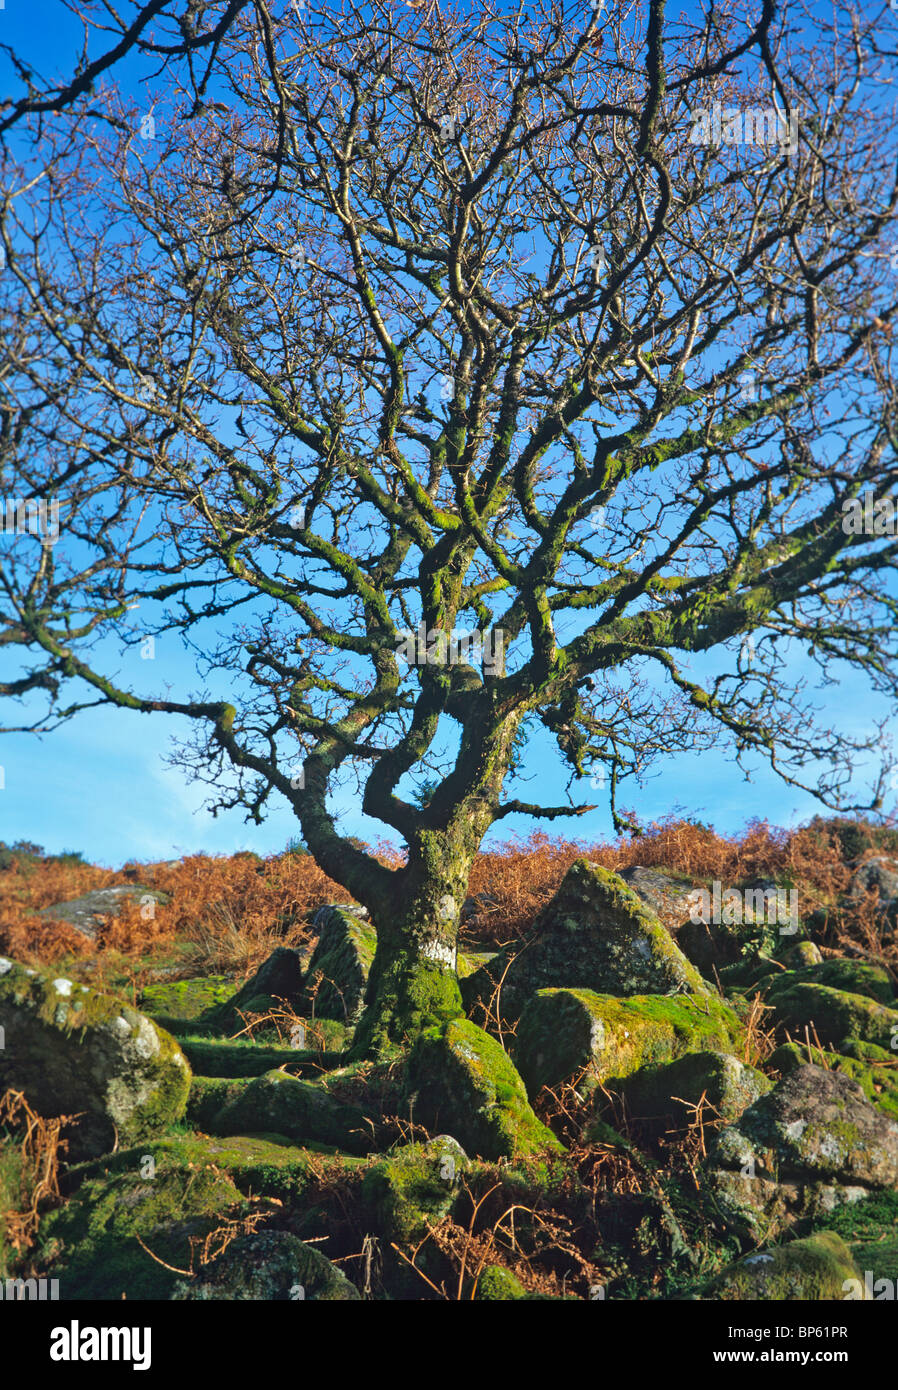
4 853 898 1299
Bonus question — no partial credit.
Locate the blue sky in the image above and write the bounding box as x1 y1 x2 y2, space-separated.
0 1 895 868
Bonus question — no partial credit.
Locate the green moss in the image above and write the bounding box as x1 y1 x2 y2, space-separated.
208 1070 378 1154
0 1139 26 1279
185 1075 250 1130
140 975 236 1023
361 1137 468 1261
38 1160 249 1299
177 1035 347 1077
701 1231 863 1301
514 988 744 1097
800 1188 898 1283
353 955 464 1058
67 1132 364 1207
305 908 377 1022
0 959 191 1158
770 1040 898 1120
404 1018 563 1161
764 980 898 1049
473 1264 528 1299
774 960 895 1006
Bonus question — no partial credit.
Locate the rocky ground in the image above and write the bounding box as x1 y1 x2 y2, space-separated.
3 820 898 1300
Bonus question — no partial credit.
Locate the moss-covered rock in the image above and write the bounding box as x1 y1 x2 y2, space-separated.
0 957 190 1159
764 979 898 1049
770 1040 898 1121
778 940 824 969
362 1136 467 1243
699 1231 866 1300
716 1064 898 1188
172 1230 360 1300
66 1131 364 1207
772 959 895 1006
204 948 304 1032
177 1031 347 1078
139 975 236 1024
462 861 708 1026
209 1070 378 1154
304 906 377 1023
185 1074 249 1130
514 988 744 1098
37 1158 251 1299
404 1019 563 1161
473 1264 529 1300
619 1051 771 1135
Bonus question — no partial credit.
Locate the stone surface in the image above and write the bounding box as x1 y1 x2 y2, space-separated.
209 1069 377 1154
463 860 708 1025
304 906 377 1022
37 886 170 940
404 1018 563 1161
514 987 744 1098
619 1051 771 1134
172 1231 360 1300
208 947 305 1030
699 1231 866 1301
716 1064 898 1187
770 1039 898 1122
618 866 699 927
849 856 898 906
0 957 190 1159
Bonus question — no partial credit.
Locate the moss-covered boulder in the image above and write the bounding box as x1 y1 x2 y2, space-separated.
770 959 895 1006
473 1264 529 1300
172 1230 359 1300
69 1131 362 1205
770 1039 898 1122
361 1135 471 1291
619 1051 771 1134
0 957 190 1159
763 979 898 1049
304 906 377 1023
205 948 305 1031
209 1069 377 1154
699 1231 866 1300
139 974 236 1025
361 1136 468 1246
779 940 824 969
463 861 708 1026
38 1159 251 1299
708 1065 898 1241
513 988 744 1098
404 1019 562 1161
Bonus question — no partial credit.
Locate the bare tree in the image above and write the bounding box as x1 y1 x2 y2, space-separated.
2 0 898 1052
